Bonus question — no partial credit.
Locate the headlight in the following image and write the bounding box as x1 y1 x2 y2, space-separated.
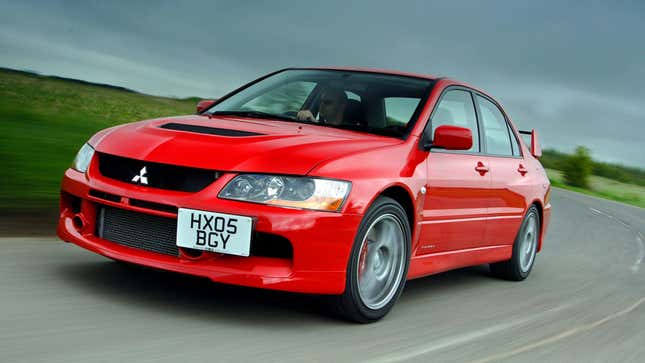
219 174 350 212
71 143 95 173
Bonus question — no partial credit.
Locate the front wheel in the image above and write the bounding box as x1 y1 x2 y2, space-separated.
335 196 411 323
490 205 540 281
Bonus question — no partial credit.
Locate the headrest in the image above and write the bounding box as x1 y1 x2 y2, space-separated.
343 99 366 126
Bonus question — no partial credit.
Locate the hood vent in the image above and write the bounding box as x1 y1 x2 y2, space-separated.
161 122 264 137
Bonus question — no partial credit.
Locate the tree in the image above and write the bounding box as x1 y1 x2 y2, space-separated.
563 146 593 188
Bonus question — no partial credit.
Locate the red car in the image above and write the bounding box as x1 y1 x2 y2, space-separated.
58 68 551 322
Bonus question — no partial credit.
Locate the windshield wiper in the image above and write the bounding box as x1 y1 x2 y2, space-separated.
210 110 299 123
330 123 405 138
211 111 403 137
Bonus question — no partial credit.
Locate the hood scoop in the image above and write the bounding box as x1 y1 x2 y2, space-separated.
160 122 264 137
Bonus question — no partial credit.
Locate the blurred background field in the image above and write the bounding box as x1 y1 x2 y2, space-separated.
1 68 643 235
0 68 196 212
546 169 645 208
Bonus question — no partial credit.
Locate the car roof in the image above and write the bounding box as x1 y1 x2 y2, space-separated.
288 67 438 81
284 67 492 102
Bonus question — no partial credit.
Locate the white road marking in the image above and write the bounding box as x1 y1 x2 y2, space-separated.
632 232 645 273
589 207 630 228
468 295 645 363
589 207 643 273
367 302 576 363
588 207 603 215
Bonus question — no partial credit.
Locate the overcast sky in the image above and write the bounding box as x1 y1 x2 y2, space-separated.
2 0 644 167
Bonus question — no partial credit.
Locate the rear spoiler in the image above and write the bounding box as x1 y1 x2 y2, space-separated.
519 129 541 158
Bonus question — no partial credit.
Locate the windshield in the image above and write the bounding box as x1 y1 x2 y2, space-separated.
207 69 434 138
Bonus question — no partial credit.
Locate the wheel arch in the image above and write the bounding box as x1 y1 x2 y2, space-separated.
377 184 417 245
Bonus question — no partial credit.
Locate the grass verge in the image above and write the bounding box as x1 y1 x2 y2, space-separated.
546 169 645 209
1 68 196 211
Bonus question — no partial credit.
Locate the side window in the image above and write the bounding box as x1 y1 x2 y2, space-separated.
430 90 479 152
477 95 513 156
241 81 316 114
385 97 420 126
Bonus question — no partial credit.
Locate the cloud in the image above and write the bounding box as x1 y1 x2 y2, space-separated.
1 0 643 167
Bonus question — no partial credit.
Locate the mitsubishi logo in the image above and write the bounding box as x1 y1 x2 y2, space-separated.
132 166 148 185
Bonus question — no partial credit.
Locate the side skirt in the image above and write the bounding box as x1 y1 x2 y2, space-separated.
407 245 512 280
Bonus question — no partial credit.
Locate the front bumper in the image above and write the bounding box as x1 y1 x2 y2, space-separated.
57 162 362 295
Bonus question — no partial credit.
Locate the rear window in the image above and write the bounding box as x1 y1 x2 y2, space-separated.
477 95 513 156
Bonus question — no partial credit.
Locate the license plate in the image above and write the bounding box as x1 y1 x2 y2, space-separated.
176 208 253 256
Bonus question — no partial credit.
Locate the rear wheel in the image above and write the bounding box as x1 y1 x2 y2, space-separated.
335 196 410 323
490 205 540 281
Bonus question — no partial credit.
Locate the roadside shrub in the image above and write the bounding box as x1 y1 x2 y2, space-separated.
563 146 593 188
540 149 568 170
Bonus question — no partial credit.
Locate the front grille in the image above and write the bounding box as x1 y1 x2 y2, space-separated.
97 206 179 256
95 206 292 259
97 153 220 192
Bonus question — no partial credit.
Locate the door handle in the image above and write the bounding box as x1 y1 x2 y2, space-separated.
518 164 528 176
475 162 489 175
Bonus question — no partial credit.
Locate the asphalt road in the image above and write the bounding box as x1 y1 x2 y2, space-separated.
2 188 644 362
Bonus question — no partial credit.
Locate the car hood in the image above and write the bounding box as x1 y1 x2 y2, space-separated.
90 115 401 175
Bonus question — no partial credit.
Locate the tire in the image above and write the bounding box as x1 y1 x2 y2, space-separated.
490 205 540 281
335 196 411 323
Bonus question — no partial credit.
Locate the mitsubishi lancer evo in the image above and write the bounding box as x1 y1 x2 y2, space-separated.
58 68 551 322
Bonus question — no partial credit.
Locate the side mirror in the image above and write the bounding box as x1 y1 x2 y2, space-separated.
196 99 216 114
428 125 473 150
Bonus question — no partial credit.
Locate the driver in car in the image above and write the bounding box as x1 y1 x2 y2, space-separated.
296 87 347 125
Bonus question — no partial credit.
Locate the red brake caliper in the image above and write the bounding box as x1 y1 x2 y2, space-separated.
358 239 370 278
